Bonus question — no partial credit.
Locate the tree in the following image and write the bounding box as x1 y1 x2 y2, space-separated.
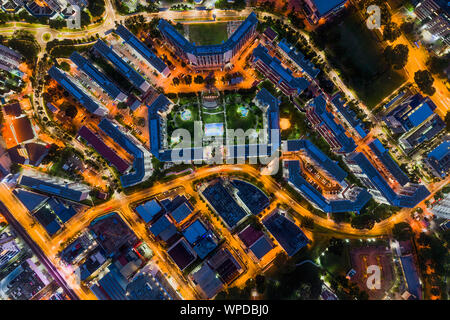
400 21 415 38
414 70 436 96
194 75 204 84
445 112 450 132
351 214 375 230
428 54 450 76
384 44 409 69
172 77 180 86
59 61 71 72
383 22 401 42
392 222 413 241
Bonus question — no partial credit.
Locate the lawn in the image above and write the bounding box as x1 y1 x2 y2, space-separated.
315 9 406 108
225 103 263 132
202 109 225 124
188 22 228 45
166 104 200 145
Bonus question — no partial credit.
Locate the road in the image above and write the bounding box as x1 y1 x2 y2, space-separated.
0 161 448 298
390 12 449 118
0 201 79 300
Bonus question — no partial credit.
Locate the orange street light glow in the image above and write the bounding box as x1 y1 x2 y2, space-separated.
280 118 291 130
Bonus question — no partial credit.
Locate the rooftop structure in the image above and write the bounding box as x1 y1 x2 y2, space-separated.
93 40 151 93
383 94 437 135
431 192 450 219
183 220 208 245
398 114 446 152
230 179 270 215
77 126 130 174
238 224 273 260
7 142 49 167
135 199 162 224
2 102 22 117
158 12 258 70
126 272 172 300
89 212 139 257
201 179 248 230
0 44 22 74
115 25 170 77
368 139 410 186
306 95 356 154
344 152 430 207
90 265 128 300
425 139 450 178
18 170 91 202
286 139 348 183
262 211 310 257
399 254 422 299
207 248 243 284
70 52 127 102
60 232 94 265
252 44 310 96
13 188 49 213
167 238 197 271
286 159 371 213
10 116 35 144
304 0 347 24
0 235 20 269
193 231 218 259
191 263 223 299
48 66 108 116
330 94 368 139
98 119 152 188
277 39 320 79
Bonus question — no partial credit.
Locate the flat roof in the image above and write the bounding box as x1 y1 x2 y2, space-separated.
78 126 130 174
12 116 35 143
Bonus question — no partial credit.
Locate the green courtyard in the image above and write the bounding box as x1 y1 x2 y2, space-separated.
187 22 228 45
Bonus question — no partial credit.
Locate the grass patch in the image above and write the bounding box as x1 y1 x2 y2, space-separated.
313 9 405 108
188 22 228 45
225 103 263 132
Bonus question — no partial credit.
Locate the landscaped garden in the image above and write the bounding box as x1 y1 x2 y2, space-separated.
188 22 229 46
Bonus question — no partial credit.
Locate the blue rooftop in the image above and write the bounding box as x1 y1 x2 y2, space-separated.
115 25 168 74
13 189 48 212
136 199 162 223
93 40 148 90
310 95 357 153
348 152 430 207
311 0 347 17
98 119 150 188
149 215 173 237
369 139 410 186
183 219 208 245
253 44 310 95
278 39 320 79
170 202 193 223
158 12 258 57
249 236 273 260
201 180 247 229
263 212 309 257
19 175 88 202
70 52 125 101
400 255 421 299
48 66 103 115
